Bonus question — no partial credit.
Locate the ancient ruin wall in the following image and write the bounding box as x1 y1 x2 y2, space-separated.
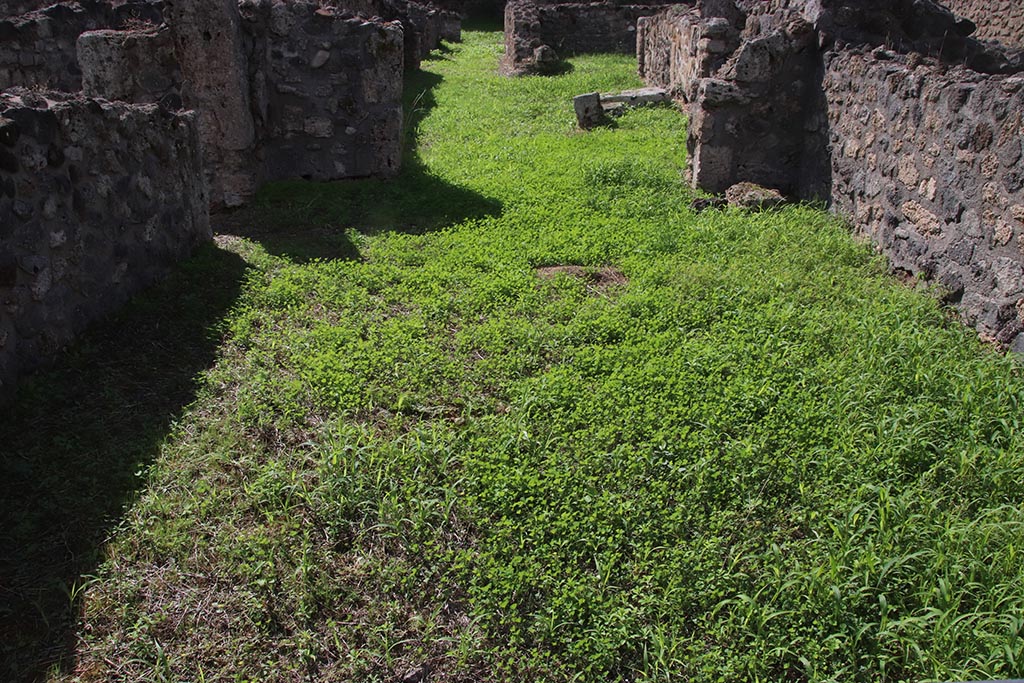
0 5 101 92
78 27 182 107
673 7 825 197
0 0 52 17
637 0 1024 349
75 0 406 206
0 90 210 399
241 1 404 182
0 0 163 93
637 6 700 96
637 4 738 99
944 0 1024 48
504 0 685 75
323 0 460 71
825 52 1024 350
164 0 258 208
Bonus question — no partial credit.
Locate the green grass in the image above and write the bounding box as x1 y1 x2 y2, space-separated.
7 30 1024 683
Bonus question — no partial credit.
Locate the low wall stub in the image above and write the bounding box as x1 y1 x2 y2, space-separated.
0 90 210 399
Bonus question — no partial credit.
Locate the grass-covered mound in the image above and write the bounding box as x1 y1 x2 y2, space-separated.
9 30 1023 683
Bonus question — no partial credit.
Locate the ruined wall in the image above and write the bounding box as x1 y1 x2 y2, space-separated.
639 0 1020 198
0 5 101 92
0 0 51 17
943 0 1024 48
0 89 210 399
503 0 687 75
0 0 163 93
327 0 460 71
656 2 824 196
77 27 182 107
825 52 1024 350
637 0 1024 349
637 3 738 99
241 1 403 182
75 0 406 207
163 0 257 208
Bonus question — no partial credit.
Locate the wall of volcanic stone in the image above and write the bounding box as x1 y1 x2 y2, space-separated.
0 90 210 400
0 5 99 92
825 50 1024 350
0 0 163 92
637 4 738 99
0 0 51 17
78 26 182 107
944 0 1024 48
504 0 687 75
327 0 460 71
241 1 404 183
69 0 406 207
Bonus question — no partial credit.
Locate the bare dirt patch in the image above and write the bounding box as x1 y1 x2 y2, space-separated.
535 265 628 292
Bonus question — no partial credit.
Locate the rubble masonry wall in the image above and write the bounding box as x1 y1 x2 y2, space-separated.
326 0 459 71
0 0 51 17
0 90 210 399
0 0 164 93
944 0 1024 48
504 0 687 75
637 0 1024 350
78 26 182 107
825 51 1024 350
0 5 102 93
72 0 406 207
240 0 403 183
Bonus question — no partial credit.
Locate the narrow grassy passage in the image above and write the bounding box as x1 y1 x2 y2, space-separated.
62 31 1024 683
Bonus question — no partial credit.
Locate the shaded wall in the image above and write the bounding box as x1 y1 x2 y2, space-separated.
0 90 210 399
78 26 182 107
325 0 461 71
0 0 53 16
0 0 163 92
76 0 406 207
241 1 404 183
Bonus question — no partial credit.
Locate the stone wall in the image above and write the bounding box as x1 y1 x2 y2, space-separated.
0 0 51 17
0 0 163 93
327 0 460 71
0 4 103 93
640 0 825 195
636 3 739 99
944 0 1024 48
503 0 688 75
74 0 406 206
78 27 181 107
241 0 403 183
164 0 258 208
637 0 1024 350
825 51 1024 350
0 89 210 399
687 13 823 197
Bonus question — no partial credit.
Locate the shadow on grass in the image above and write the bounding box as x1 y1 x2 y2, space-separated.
0 244 249 682
216 69 503 263
0 56 500 681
